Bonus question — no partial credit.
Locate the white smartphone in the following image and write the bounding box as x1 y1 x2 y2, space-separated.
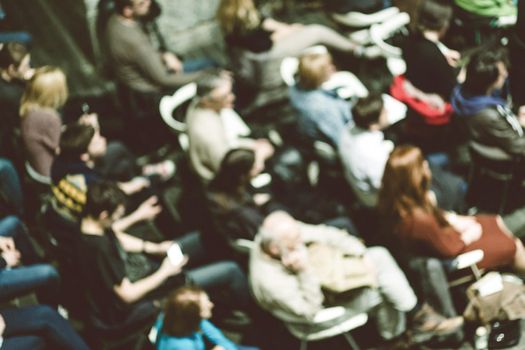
167 243 184 265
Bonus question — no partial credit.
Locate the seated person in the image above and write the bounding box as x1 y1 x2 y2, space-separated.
339 94 393 207
399 0 463 153
0 305 89 350
0 215 60 307
339 95 466 210
154 286 259 350
187 71 273 182
0 41 34 160
377 145 525 272
217 0 376 58
451 48 525 162
20 66 68 178
207 148 358 247
249 210 463 342
289 51 352 147
105 0 209 95
50 121 170 224
76 181 251 329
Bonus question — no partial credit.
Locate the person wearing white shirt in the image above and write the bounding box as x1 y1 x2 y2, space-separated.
339 94 393 207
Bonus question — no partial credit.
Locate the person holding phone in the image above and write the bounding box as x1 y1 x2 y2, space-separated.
75 181 251 330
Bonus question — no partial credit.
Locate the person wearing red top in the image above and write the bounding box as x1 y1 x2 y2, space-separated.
377 145 525 271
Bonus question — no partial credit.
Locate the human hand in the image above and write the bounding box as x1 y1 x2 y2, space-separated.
0 314 5 336
155 240 174 255
444 49 461 67
2 249 21 267
119 177 150 194
162 52 183 73
0 237 16 253
135 196 162 221
160 255 188 278
79 113 100 129
282 248 307 273
425 94 446 112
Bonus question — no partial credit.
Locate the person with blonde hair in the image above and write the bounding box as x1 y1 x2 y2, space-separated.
289 51 352 146
20 66 68 177
377 145 525 272
216 0 377 57
155 286 259 350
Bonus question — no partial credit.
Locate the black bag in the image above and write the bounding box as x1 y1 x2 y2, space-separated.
488 319 522 349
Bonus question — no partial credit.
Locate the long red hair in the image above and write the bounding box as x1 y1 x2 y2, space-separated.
377 145 447 226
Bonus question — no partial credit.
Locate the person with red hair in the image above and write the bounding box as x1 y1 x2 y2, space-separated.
377 145 525 271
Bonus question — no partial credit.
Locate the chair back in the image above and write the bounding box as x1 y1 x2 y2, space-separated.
159 83 197 151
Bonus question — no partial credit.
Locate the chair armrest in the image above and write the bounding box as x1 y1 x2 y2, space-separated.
229 239 256 253
313 306 346 323
450 249 484 271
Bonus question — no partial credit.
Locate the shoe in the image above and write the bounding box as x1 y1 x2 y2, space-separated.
409 304 464 344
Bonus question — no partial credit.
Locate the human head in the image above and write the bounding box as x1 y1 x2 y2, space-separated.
196 71 235 112
462 48 509 96
259 211 302 259
19 66 68 116
84 181 126 225
209 148 256 193
114 0 151 19
0 42 34 81
352 94 386 130
416 0 453 36
216 0 261 35
297 52 335 90
162 286 213 336
377 145 432 220
59 122 107 162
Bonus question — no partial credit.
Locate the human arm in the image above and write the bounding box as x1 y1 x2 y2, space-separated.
112 196 162 233
299 222 367 256
402 210 466 258
113 256 187 304
118 177 150 195
473 108 525 156
201 320 237 350
114 228 173 255
129 39 205 88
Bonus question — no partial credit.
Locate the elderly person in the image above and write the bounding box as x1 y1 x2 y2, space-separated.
186 71 273 182
249 211 463 342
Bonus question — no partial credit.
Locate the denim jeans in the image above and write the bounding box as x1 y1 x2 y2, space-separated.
0 264 60 306
182 58 218 73
150 232 251 309
0 158 23 216
1 305 89 350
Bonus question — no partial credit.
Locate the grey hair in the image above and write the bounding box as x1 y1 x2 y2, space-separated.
196 71 231 98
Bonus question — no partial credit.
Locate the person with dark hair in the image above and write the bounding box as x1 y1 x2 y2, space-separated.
50 120 173 223
377 145 525 271
450 48 525 161
398 0 462 153
340 95 467 210
0 41 34 160
106 0 212 95
154 286 259 350
187 72 273 182
339 94 392 207
77 181 252 330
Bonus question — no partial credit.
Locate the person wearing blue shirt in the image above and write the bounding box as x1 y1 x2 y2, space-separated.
155 286 259 350
289 51 353 147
